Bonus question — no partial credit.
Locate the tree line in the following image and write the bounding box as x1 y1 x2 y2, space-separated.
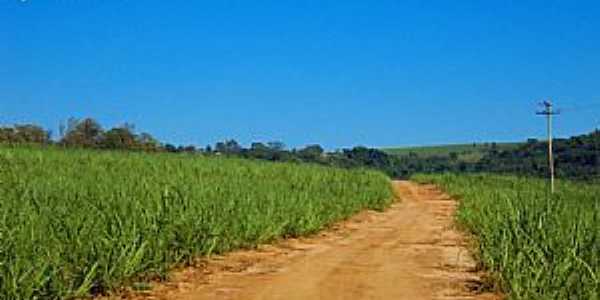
383 131 600 180
1 118 161 152
1 117 599 180
478 132 600 180
0 118 399 172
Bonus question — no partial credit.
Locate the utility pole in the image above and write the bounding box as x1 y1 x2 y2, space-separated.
592 120 600 155
537 100 560 194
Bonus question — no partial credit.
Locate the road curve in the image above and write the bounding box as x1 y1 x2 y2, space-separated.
115 181 499 300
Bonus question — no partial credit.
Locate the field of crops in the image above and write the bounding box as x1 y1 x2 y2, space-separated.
413 174 599 299
0 146 392 299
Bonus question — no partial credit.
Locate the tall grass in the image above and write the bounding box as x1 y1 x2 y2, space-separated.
413 173 599 300
0 146 392 299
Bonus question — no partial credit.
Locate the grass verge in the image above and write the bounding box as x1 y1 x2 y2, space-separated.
412 173 599 300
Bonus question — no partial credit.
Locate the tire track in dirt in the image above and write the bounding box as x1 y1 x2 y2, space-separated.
108 181 500 300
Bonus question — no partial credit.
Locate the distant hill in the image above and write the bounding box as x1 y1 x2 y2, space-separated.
480 131 600 180
382 142 522 163
380 132 600 180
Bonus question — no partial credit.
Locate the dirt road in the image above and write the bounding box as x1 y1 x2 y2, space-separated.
117 181 498 300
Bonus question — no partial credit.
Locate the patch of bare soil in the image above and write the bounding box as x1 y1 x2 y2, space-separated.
103 181 501 300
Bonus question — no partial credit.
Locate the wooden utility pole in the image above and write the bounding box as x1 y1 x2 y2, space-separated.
537 101 559 193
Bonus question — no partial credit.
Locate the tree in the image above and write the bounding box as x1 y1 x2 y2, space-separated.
61 118 104 148
251 142 269 152
215 139 242 154
344 146 391 169
17 125 50 144
449 152 459 160
0 125 49 144
101 127 136 150
164 143 178 153
298 144 324 161
0 127 14 143
177 145 196 153
247 142 280 160
136 132 160 152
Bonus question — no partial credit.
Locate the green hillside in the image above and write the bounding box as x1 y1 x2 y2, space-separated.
382 142 521 162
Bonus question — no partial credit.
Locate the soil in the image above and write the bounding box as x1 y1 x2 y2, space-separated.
105 181 501 300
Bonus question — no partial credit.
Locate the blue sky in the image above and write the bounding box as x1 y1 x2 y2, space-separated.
2 0 600 149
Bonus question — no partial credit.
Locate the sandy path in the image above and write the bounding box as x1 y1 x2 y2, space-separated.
114 181 499 300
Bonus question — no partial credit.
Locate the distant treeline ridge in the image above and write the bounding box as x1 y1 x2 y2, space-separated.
1 117 599 180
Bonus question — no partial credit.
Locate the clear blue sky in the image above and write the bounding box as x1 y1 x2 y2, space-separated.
2 0 600 149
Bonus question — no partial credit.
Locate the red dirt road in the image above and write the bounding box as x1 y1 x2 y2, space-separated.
112 181 499 300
